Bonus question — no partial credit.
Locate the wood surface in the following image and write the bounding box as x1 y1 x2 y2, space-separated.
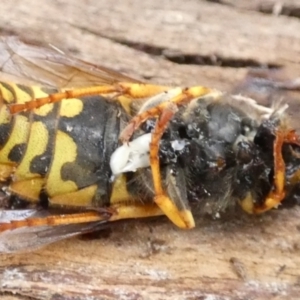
0 0 300 299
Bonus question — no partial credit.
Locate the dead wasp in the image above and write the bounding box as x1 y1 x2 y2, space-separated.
0 36 299 253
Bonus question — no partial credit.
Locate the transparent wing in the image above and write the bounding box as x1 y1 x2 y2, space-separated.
0 36 142 89
0 209 108 253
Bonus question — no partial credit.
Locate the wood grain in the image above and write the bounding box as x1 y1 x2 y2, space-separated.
0 1 300 299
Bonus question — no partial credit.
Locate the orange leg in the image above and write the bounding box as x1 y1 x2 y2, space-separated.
108 203 163 222
117 86 217 227
119 86 218 143
0 210 111 232
284 130 300 146
9 83 170 113
254 130 286 213
254 129 300 213
0 205 164 233
148 103 195 229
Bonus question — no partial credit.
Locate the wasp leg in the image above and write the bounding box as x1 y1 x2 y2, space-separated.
108 203 163 222
9 83 170 114
254 130 286 213
279 130 300 187
0 211 110 232
119 86 219 143
284 130 300 146
149 103 195 229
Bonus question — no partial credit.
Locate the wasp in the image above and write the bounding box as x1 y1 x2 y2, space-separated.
0 36 299 253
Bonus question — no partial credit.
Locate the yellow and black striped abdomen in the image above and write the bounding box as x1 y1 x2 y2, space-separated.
0 82 129 208
46 95 128 208
0 82 57 184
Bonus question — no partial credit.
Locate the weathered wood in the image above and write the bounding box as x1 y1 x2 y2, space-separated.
225 0 300 17
0 1 300 299
1 0 300 87
1 210 300 300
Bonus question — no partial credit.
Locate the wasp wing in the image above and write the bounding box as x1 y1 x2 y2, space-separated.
0 209 108 253
0 36 142 89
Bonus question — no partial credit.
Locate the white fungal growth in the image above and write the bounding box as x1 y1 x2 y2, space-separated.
110 133 152 175
171 139 186 151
